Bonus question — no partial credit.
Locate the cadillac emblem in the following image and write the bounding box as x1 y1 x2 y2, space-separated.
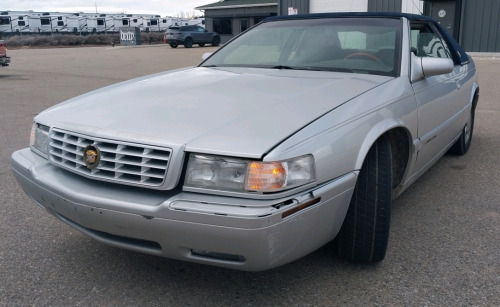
83 145 100 169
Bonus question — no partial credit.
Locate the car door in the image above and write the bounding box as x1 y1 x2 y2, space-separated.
410 21 467 172
191 26 208 43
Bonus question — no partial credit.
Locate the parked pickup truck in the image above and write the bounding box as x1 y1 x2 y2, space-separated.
0 40 11 66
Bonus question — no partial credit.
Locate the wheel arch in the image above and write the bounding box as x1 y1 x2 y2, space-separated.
355 121 413 191
470 82 479 109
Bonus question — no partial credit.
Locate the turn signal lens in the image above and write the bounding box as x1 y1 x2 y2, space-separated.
245 155 315 192
246 161 286 191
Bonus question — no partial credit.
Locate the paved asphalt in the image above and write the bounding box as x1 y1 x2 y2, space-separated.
1 45 499 306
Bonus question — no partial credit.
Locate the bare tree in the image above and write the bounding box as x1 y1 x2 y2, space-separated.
176 11 200 19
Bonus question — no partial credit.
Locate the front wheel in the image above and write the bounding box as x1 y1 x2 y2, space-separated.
337 136 393 263
169 42 178 48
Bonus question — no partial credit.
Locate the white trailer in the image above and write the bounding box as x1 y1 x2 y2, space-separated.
142 16 173 32
6 14 31 33
0 11 203 34
185 17 205 27
51 15 69 32
63 15 86 33
83 15 111 33
129 16 148 30
0 15 12 33
108 16 132 32
39 15 54 33
147 17 160 32
27 15 41 32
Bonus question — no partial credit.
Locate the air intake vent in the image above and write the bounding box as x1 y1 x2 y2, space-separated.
49 128 171 187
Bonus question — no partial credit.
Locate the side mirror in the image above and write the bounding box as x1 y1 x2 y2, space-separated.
411 53 454 82
202 52 213 61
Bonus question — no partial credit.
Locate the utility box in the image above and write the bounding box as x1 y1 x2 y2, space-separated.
120 27 141 46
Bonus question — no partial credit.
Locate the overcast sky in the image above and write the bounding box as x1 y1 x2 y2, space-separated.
2 0 213 17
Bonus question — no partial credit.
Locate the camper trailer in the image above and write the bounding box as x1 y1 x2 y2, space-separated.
0 11 203 35
6 14 31 33
84 14 110 33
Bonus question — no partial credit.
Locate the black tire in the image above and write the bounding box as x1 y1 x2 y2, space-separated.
184 37 193 48
448 100 476 155
169 42 178 48
212 36 220 47
198 43 205 47
337 136 393 263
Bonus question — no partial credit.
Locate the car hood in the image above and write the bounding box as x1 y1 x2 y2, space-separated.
37 67 390 158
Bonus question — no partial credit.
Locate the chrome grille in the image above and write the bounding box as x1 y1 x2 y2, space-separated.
49 129 171 187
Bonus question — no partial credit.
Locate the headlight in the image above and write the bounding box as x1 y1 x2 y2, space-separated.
30 122 50 156
184 154 315 193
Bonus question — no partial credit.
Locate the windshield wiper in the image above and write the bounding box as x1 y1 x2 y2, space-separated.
271 65 355 73
301 67 355 73
271 65 297 70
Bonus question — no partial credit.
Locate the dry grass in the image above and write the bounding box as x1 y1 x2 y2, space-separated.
3 32 165 48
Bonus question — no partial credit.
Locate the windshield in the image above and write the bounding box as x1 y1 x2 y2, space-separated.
202 17 401 77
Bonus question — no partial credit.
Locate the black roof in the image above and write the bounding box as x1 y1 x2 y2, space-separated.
265 12 435 22
264 12 469 65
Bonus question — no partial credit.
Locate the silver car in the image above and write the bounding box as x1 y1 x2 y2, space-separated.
12 13 479 271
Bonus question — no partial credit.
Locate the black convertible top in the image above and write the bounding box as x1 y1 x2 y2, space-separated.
265 12 469 65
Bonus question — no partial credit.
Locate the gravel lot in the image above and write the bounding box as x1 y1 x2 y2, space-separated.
1 46 499 306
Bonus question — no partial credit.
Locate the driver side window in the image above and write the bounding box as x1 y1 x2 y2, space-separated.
411 23 452 59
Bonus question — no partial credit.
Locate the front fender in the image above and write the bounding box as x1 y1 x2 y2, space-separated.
264 78 418 187
353 119 413 171
470 82 479 108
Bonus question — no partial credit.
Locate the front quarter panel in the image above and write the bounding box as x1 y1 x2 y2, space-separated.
265 76 418 186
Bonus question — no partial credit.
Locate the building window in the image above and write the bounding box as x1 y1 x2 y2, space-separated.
213 19 232 35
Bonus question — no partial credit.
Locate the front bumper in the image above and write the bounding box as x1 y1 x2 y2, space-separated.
0 56 10 66
12 148 356 271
